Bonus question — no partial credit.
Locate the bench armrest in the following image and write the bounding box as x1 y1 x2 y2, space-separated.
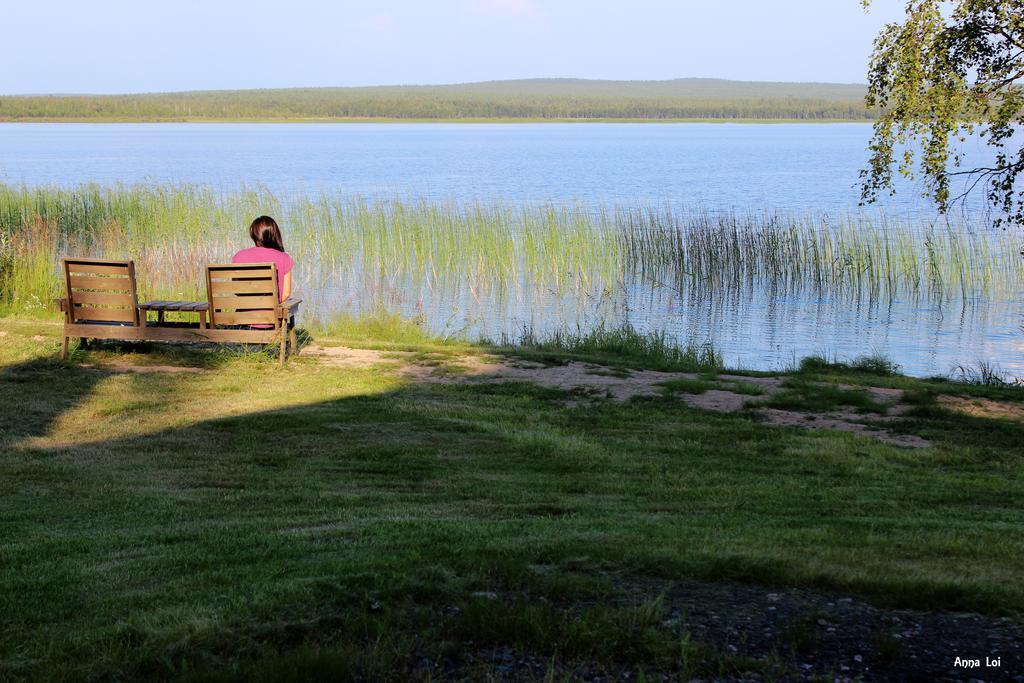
279 298 302 314
55 297 68 313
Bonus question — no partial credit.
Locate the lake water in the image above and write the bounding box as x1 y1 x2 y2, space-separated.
1 122 1021 378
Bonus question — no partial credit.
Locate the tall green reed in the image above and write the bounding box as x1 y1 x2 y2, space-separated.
618 208 1022 299
1 183 1020 326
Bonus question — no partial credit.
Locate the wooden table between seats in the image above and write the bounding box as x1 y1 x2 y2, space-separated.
138 301 209 328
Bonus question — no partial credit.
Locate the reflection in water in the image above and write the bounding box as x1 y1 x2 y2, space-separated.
327 272 1023 378
305 207 1023 378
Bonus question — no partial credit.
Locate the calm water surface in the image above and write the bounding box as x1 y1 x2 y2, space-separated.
1 122 1020 377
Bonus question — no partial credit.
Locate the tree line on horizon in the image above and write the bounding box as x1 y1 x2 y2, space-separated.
0 81 876 121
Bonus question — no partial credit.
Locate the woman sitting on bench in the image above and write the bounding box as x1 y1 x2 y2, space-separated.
232 215 294 302
57 215 302 364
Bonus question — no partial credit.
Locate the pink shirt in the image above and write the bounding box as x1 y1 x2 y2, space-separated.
231 247 294 301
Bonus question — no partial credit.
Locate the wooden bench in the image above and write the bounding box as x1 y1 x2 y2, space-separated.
57 257 143 359
57 258 302 366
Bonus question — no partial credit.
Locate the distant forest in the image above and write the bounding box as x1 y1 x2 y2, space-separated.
0 78 875 121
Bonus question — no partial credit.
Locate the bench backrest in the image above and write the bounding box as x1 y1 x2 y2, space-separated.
205 263 280 328
62 257 140 325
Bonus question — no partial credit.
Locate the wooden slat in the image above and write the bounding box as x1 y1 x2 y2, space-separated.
210 276 275 285
69 275 132 291
208 261 273 270
139 300 210 311
212 294 279 309
205 267 214 318
63 323 145 341
65 263 131 276
66 323 279 344
138 300 174 309
209 280 278 294
208 267 275 280
69 291 134 307
72 306 137 323
127 261 140 313
63 256 131 265
212 310 277 325
144 301 186 310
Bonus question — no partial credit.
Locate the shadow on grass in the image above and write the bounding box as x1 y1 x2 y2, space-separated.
3 343 1024 681
0 354 639 680
0 357 119 447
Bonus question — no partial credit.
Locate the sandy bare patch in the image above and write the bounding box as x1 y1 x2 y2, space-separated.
681 389 766 412
304 344 402 368
306 344 929 447
938 395 1024 421
759 408 929 448
0 331 8 338
307 345 683 400
886 402 915 416
865 386 905 404
718 374 786 391
448 357 684 401
31 335 48 342
834 383 906 405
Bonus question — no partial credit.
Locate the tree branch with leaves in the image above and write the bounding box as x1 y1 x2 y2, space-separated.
861 0 1023 226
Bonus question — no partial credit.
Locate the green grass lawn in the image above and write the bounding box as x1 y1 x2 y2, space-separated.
1 318 1023 680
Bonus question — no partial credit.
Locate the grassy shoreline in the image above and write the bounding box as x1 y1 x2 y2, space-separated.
4 183 1021 383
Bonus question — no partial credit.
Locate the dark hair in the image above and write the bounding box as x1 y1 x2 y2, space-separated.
248 215 285 252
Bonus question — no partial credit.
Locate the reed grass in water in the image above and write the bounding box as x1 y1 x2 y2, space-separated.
1 184 1020 335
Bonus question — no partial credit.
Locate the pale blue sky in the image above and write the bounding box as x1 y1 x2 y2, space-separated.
2 0 908 94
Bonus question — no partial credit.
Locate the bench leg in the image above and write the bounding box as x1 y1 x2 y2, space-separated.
288 317 297 356
60 336 69 360
279 324 287 367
